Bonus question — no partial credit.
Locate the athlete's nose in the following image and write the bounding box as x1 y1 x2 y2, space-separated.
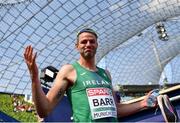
86 40 91 46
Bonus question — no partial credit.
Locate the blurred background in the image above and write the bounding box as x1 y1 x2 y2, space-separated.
0 0 180 122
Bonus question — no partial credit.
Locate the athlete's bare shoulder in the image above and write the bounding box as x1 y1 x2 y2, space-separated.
60 64 74 72
58 64 76 84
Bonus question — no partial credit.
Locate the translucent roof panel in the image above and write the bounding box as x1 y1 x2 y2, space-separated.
100 19 180 85
0 0 180 95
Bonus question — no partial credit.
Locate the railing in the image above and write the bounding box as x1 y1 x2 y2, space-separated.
122 85 180 104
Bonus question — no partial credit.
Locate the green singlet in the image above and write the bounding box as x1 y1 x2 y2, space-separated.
66 62 118 122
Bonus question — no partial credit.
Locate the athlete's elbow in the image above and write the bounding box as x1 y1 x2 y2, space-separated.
37 111 49 118
36 108 51 118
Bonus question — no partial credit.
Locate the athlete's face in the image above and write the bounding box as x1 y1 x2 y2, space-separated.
76 32 98 59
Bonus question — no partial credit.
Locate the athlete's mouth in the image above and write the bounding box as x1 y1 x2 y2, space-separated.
85 49 93 52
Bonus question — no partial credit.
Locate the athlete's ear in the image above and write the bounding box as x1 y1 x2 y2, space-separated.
96 40 98 48
75 40 79 49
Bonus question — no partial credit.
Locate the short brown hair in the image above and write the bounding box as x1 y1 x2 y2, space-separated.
77 28 98 39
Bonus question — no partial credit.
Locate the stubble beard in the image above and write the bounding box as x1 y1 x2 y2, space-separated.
81 49 96 59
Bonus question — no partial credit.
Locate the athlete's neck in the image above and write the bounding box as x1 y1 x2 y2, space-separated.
78 58 97 71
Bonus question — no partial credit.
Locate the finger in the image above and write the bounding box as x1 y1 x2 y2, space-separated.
27 45 33 62
24 45 30 60
28 46 33 63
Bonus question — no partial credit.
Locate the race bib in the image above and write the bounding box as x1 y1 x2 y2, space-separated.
86 88 117 120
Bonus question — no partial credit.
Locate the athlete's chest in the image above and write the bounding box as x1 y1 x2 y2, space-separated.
76 71 112 89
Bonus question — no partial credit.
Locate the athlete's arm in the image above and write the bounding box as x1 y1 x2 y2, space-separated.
116 90 155 118
24 45 47 117
33 65 74 118
24 45 75 118
104 69 155 118
44 65 75 117
116 99 146 117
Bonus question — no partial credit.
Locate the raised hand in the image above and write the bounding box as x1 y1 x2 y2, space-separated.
23 45 38 81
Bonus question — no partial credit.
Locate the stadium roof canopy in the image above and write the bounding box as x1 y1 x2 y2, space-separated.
0 0 180 95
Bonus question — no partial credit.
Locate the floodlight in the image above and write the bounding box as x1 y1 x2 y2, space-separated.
156 23 169 41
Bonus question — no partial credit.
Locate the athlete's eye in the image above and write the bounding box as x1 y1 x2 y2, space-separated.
80 39 96 44
89 40 95 44
80 40 87 44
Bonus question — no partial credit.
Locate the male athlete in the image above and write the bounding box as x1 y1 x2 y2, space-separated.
24 28 156 122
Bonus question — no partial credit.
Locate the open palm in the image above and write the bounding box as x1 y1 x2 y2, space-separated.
24 45 38 80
